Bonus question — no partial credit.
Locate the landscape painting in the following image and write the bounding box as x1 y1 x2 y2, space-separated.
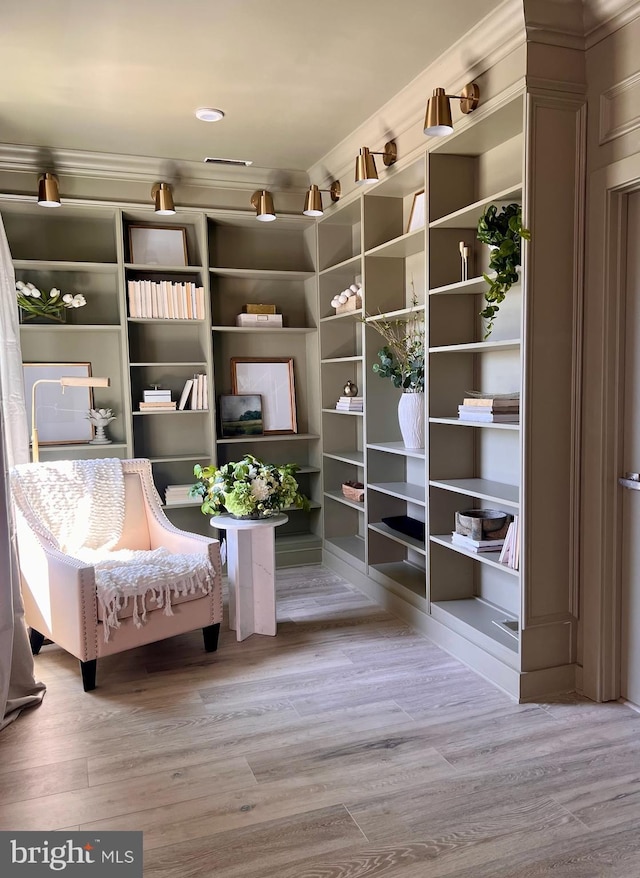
219 394 264 438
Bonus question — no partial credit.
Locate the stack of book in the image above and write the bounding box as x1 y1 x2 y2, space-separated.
458 392 520 423
164 484 201 506
451 532 506 554
499 514 520 569
127 280 205 320
139 388 175 412
177 373 208 410
336 396 363 412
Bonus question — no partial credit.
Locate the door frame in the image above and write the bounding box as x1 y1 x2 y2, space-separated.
581 153 640 701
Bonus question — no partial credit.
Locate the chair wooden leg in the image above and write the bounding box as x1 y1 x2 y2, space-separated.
80 659 97 692
29 628 45 656
203 623 220 653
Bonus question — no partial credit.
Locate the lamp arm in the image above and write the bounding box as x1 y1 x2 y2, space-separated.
31 378 61 463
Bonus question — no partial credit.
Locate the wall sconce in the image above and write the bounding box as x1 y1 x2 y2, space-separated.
302 181 341 217
152 182 176 215
354 142 397 185
37 173 61 208
30 376 110 462
251 190 277 222
424 83 480 137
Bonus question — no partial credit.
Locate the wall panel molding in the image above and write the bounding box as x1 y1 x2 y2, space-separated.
599 71 640 144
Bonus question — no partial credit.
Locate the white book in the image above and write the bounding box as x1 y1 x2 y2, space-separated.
196 287 205 320
201 373 208 410
178 379 194 411
134 281 143 318
189 376 199 410
451 532 505 549
499 522 516 565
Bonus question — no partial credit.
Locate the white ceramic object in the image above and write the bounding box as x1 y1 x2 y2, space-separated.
397 392 424 449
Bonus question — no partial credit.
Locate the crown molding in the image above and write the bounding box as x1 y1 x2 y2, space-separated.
0 143 310 193
583 0 640 45
308 0 526 188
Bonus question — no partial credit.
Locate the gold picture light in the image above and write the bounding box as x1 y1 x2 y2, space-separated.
31 376 110 462
251 190 277 222
354 142 397 185
37 173 61 208
152 182 176 215
302 181 341 217
424 83 480 137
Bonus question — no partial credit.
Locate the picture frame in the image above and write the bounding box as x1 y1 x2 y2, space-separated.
407 190 426 233
219 394 264 438
128 224 188 266
23 362 94 445
230 358 297 434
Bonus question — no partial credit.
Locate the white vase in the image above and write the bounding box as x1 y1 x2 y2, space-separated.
398 392 424 449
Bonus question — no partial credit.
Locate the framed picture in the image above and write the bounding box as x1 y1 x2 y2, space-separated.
23 362 94 445
231 358 297 434
407 190 426 233
128 224 188 266
219 394 264 438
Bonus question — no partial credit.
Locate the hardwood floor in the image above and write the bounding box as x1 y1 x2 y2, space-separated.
2 565 640 877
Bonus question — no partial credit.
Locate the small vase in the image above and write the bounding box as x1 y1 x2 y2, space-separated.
89 419 114 444
19 306 66 324
398 392 424 449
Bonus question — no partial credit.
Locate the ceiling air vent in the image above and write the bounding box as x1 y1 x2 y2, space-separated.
203 157 253 167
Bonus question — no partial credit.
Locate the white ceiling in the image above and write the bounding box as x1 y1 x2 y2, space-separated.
2 0 498 172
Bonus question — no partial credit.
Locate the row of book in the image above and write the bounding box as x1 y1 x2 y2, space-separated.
127 280 205 320
164 484 201 506
335 396 363 412
137 374 208 412
458 392 520 423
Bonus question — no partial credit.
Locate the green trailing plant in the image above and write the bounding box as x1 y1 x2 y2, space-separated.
477 203 530 338
363 304 425 393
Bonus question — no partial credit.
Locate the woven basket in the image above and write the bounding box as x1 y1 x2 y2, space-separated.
342 481 364 502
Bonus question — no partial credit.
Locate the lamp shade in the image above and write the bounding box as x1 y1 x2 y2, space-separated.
252 190 276 222
37 173 61 208
152 182 176 215
424 88 454 137
303 185 324 217
355 148 378 185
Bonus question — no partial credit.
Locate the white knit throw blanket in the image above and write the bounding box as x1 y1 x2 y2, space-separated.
12 459 214 641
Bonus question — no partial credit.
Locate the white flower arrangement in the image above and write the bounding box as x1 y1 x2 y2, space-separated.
16 281 87 321
190 454 309 518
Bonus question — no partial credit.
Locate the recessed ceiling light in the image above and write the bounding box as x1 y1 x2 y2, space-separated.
195 107 225 122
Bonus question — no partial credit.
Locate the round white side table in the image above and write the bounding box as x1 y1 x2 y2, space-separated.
213 513 288 642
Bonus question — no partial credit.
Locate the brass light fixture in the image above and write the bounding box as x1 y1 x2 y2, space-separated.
152 182 176 215
37 173 61 208
251 190 277 222
424 83 480 137
354 142 397 185
302 181 341 217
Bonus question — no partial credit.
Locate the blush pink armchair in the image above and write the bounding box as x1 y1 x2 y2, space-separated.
11 458 223 691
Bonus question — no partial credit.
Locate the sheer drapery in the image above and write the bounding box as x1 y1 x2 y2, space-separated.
0 212 45 730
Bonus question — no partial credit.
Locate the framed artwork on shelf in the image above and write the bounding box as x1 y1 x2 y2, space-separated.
23 362 95 445
219 394 264 438
407 190 426 233
230 358 297 434
128 224 188 266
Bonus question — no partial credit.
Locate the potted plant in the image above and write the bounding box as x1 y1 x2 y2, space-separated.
365 308 425 449
476 203 530 338
190 454 309 519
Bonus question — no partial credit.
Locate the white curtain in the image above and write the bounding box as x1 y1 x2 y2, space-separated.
0 212 45 730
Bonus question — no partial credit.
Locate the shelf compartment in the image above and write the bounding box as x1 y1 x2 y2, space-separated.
368 522 426 556
431 598 519 661
367 441 425 459
429 339 520 354
128 322 207 363
368 481 426 505
212 326 315 334
324 535 366 570
365 228 424 260
208 219 315 274
430 534 519 577
429 418 520 431
209 267 314 281
4 205 118 262
324 490 364 511
318 254 362 278
323 449 364 466
429 478 519 508
368 561 427 606
429 184 523 230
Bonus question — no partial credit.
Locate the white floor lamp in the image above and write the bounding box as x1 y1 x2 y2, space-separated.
31 376 110 462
